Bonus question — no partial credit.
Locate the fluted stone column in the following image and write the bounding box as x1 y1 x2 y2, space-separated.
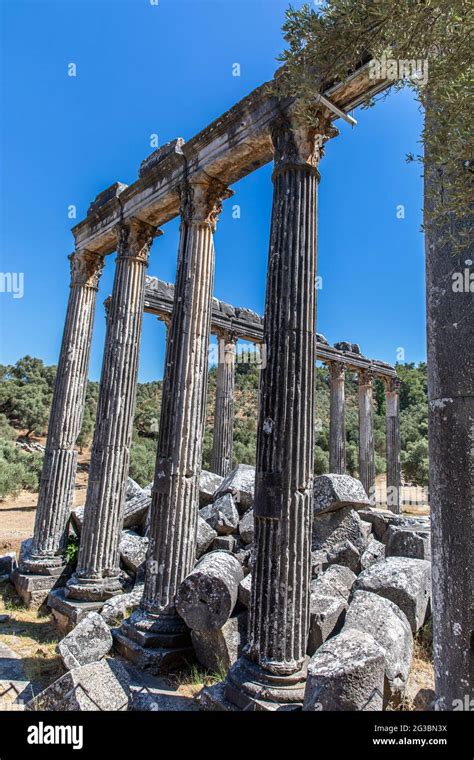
384 377 401 513
223 113 337 710
358 369 375 499
328 360 346 474
66 219 158 601
211 331 237 476
20 250 105 576
114 178 232 671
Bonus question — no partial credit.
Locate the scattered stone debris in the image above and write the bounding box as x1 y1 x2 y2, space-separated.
57 612 113 670
313 474 371 515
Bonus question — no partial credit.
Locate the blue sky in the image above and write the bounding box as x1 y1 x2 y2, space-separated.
0 0 426 382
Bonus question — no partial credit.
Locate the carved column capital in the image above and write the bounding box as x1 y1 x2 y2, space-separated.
328 360 346 382
383 375 400 394
271 110 339 179
179 178 233 231
69 250 105 290
157 313 172 328
358 368 375 387
115 218 161 264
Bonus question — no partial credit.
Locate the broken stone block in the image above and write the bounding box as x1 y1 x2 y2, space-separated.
312 507 369 555
119 530 149 575
199 469 224 506
200 493 239 535
238 573 252 608
214 464 255 513
325 539 361 573
191 612 248 672
57 612 113 670
317 564 357 601
234 547 253 574
359 508 430 544
385 525 431 560
0 553 16 576
176 551 244 630
196 516 217 558
303 629 385 711
211 536 236 552
344 590 413 707
238 508 254 545
313 474 371 515
123 492 151 530
307 590 347 655
126 477 144 501
354 557 431 632
311 549 330 578
26 659 131 711
361 537 385 570
101 584 144 626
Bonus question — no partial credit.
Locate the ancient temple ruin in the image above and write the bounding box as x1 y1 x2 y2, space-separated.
10 59 463 712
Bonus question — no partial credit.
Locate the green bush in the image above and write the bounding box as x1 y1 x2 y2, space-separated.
129 436 157 487
0 439 43 499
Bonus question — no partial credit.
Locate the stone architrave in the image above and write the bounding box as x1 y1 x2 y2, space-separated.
65 219 158 602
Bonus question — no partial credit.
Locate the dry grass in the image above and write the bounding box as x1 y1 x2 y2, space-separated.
0 583 64 693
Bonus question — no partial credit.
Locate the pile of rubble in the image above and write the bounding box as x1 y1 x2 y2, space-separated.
0 467 432 711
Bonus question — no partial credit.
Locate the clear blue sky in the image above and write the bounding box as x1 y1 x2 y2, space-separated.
0 0 426 382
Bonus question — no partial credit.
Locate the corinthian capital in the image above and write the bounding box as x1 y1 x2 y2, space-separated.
383 375 400 394
69 250 105 289
328 360 346 382
115 218 161 263
358 368 375 387
179 178 233 231
271 110 339 175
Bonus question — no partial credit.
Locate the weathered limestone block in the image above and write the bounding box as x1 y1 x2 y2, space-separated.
200 493 239 535
234 547 253 575
355 557 431 632
361 537 385 570
385 525 431 560
26 659 131 711
307 565 356 654
344 590 413 707
176 551 244 631
359 508 430 544
191 612 248 672
213 464 255 513
313 474 371 515
199 470 224 507
312 507 369 555
238 508 254 545
0 553 16 575
119 530 149 575
101 584 144 626
57 611 113 670
196 516 217 558
303 629 385 711
125 477 144 501
211 536 237 552
325 539 361 573
238 573 252 608
123 492 151 530
311 549 330 578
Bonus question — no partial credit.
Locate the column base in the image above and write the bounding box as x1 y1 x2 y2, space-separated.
65 572 123 602
11 567 71 609
220 655 307 711
47 588 105 634
112 608 194 675
18 537 67 577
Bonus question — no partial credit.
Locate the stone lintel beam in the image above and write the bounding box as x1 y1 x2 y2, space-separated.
71 62 389 255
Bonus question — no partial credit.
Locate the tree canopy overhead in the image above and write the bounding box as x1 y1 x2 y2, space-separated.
276 1 472 253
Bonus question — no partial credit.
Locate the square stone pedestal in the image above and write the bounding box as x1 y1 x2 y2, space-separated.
11 567 70 609
47 588 104 634
112 627 194 675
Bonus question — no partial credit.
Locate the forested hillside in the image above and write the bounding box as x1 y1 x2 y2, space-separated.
0 356 429 499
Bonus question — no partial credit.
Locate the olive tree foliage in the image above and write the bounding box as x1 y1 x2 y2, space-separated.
275 1 472 254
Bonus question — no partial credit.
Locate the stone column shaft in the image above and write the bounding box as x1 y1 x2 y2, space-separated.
211 332 237 476
225 114 338 710
358 369 375 498
129 179 231 645
328 360 346 474
66 219 157 601
384 377 401 513
21 251 104 575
